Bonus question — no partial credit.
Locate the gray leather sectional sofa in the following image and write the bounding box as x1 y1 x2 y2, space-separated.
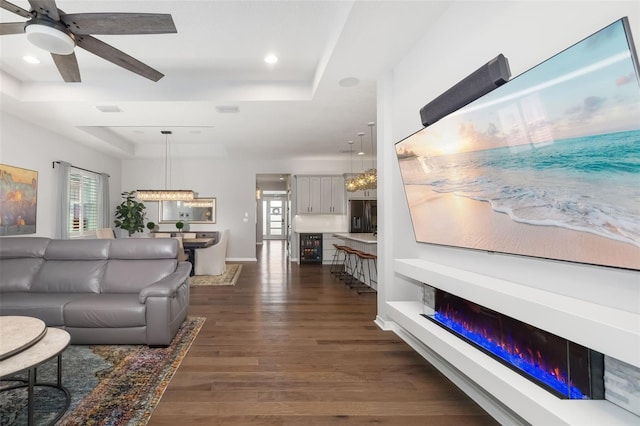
0 237 191 346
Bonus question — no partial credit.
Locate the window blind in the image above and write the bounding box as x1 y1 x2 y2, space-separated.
68 168 99 237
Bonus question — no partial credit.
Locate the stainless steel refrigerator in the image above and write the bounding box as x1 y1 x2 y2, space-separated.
349 200 377 233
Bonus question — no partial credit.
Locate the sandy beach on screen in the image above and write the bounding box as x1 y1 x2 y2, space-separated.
404 185 640 270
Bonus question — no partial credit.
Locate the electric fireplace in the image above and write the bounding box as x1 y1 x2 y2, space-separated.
422 288 605 400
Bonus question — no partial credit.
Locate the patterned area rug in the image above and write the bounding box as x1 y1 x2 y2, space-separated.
189 263 242 286
0 316 205 426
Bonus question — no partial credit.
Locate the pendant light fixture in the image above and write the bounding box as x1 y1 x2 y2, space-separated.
345 122 377 192
136 131 195 201
363 122 377 188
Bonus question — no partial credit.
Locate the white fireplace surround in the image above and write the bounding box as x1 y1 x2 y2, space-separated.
376 258 639 425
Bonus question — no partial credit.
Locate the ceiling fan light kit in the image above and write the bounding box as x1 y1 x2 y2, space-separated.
1 0 176 82
25 19 75 55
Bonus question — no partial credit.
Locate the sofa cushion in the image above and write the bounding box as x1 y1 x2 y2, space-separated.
102 259 177 293
0 258 44 292
0 292 86 326
109 238 178 259
0 237 50 258
101 239 178 293
0 237 50 292
29 239 109 293
64 294 146 328
31 260 107 293
43 239 110 260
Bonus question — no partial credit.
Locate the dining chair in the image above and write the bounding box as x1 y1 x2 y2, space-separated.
96 228 116 239
171 237 189 262
194 229 229 275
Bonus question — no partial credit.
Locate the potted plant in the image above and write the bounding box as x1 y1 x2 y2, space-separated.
175 220 184 233
146 221 158 233
114 191 147 237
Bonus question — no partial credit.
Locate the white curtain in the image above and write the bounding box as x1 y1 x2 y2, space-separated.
99 172 110 228
56 161 71 239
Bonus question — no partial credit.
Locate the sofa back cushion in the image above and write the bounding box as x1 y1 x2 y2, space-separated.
101 239 178 293
30 240 109 293
0 237 51 292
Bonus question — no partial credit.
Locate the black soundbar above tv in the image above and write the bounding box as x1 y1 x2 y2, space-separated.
419 54 511 127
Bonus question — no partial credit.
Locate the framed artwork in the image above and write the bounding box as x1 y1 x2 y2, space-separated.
0 164 38 236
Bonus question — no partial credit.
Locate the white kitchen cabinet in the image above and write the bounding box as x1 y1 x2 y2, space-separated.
296 176 322 213
347 187 377 200
296 175 345 214
321 176 346 214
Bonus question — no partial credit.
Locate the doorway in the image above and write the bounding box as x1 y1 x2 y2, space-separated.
256 174 291 258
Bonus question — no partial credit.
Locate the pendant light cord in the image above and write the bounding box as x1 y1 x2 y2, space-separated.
165 133 169 190
369 122 376 169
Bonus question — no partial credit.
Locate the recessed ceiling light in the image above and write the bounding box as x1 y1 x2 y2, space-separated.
23 55 40 64
264 54 278 64
216 105 239 114
339 77 359 88
96 105 122 113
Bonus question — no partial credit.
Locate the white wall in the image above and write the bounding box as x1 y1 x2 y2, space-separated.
122 158 349 260
0 112 122 238
0 112 352 256
379 0 639 364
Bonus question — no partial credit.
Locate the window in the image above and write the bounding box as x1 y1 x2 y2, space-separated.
68 168 99 237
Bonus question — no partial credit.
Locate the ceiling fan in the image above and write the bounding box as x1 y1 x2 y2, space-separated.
0 0 176 82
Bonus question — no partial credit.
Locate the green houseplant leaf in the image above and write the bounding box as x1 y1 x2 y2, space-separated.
114 191 147 237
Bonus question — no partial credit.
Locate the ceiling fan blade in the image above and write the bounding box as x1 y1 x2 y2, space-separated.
0 0 31 18
28 0 60 21
51 52 80 82
61 13 176 35
0 22 25 35
76 34 164 82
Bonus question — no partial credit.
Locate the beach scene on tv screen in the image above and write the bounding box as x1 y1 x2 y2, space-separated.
396 18 640 270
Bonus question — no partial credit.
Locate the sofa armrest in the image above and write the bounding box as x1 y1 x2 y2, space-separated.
138 261 192 302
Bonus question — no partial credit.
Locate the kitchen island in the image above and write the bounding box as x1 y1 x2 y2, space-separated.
332 233 377 254
332 233 377 291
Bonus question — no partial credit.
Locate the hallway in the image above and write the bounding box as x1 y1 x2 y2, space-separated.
149 241 498 425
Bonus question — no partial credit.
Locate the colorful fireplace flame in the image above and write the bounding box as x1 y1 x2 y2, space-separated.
433 310 586 399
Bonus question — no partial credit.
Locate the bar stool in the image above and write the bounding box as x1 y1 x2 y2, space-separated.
339 246 359 283
354 251 377 294
330 244 346 276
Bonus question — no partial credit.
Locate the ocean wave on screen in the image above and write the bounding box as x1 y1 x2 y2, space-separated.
431 176 640 247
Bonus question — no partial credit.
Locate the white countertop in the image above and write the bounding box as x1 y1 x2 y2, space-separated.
333 233 377 244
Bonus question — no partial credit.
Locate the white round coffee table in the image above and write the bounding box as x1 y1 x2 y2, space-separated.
0 316 71 425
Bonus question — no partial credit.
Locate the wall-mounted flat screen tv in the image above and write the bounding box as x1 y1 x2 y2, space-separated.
395 17 640 271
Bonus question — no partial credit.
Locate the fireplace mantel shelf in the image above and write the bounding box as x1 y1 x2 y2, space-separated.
394 258 639 369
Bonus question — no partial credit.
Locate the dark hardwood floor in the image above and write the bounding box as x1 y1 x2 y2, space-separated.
149 240 499 425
